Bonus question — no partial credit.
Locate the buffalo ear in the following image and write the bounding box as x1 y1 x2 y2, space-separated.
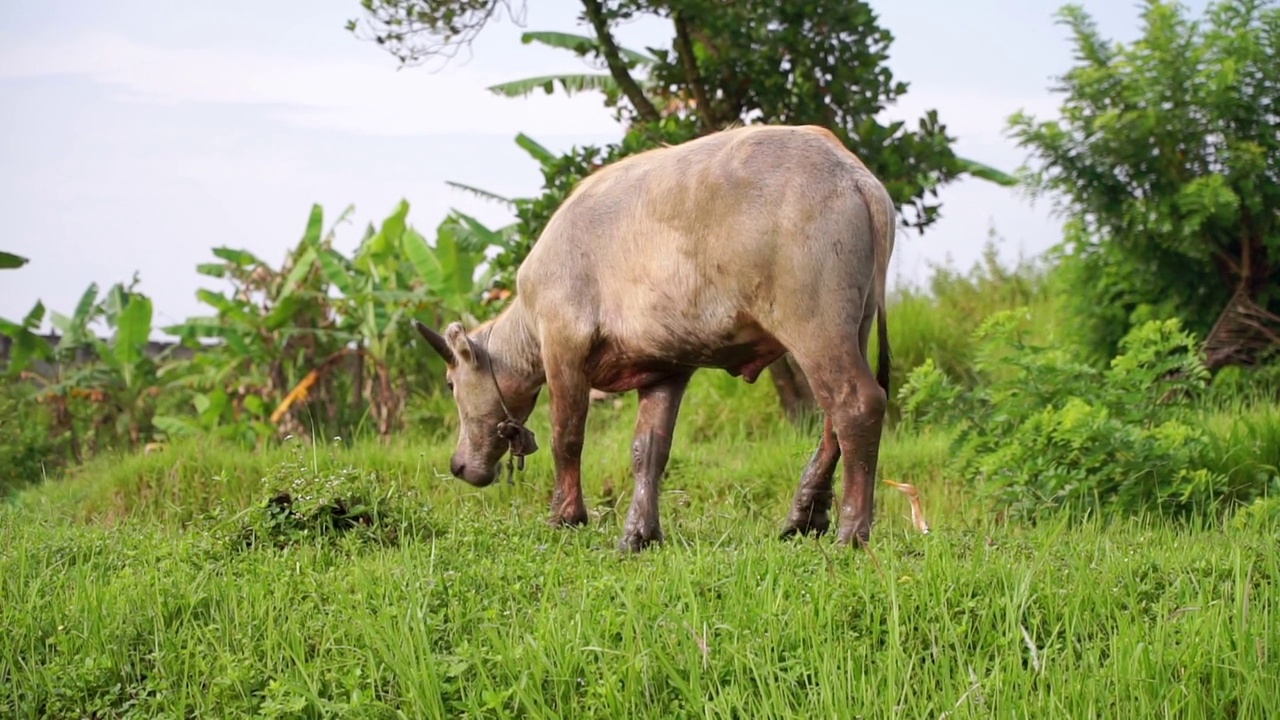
413 320 455 366
444 322 477 367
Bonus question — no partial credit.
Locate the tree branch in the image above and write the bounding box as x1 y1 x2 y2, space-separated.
580 0 662 123
351 1 523 68
1214 247 1241 280
672 11 714 131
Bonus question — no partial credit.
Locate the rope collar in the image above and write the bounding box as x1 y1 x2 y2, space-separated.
482 330 538 484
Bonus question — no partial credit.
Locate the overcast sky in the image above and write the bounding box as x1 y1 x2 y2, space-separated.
0 0 1207 334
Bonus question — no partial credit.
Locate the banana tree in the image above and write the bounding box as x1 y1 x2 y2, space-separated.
35 282 105 459
13 281 109 461
158 200 506 444
0 302 53 378
0 251 52 377
312 202 415 438
313 200 506 438
17 279 172 455
163 204 352 442
485 31 660 101
76 284 164 448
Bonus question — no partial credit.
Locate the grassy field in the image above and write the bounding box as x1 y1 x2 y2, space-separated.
3 370 1278 719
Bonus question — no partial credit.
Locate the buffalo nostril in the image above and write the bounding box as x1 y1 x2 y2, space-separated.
450 458 465 477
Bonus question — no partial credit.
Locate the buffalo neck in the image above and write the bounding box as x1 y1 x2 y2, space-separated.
482 298 546 399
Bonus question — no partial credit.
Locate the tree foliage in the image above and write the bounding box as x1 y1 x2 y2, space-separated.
1010 0 1280 367
351 0 967 233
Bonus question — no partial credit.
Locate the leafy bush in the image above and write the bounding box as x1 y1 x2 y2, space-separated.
900 313 1254 519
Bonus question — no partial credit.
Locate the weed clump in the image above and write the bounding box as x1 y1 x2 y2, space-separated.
212 446 436 551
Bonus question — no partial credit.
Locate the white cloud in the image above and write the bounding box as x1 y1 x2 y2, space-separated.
0 31 624 138
0 27 1065 146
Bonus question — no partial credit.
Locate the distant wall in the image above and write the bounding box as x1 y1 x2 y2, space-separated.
0 333 198 378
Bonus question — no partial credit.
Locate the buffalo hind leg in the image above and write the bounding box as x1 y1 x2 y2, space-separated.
839 299 889 546
620 374 691 553
786 343 887 546
545 356 591 527
831 360 888 545
780 416 840 537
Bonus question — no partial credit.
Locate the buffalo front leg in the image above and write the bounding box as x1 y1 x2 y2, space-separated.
780 415 840 538
620 375 691 553
546 360 591 527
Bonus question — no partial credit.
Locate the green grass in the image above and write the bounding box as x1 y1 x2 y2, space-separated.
5 495 1276 719
3 369 1279 719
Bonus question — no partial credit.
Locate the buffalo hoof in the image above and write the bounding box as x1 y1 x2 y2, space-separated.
779 513 831 540
618 525 663 554
837 523 871 548
549 494 589 528
549 513 589 529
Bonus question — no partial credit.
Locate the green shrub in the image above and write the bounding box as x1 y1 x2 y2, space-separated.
867 235 1065 422
1202 400 1280 513
900 313 1249 520
0 388 64 496
1207 360 1280 405
1231 495 1280 533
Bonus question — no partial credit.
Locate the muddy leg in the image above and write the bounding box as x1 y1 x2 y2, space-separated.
837 301 889 546
546 360 591 527
785 330 887 547
832 362 888 546
620 375 691 553
780 416 840 537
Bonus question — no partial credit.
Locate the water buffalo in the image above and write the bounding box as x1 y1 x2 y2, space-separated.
415 123 895 553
